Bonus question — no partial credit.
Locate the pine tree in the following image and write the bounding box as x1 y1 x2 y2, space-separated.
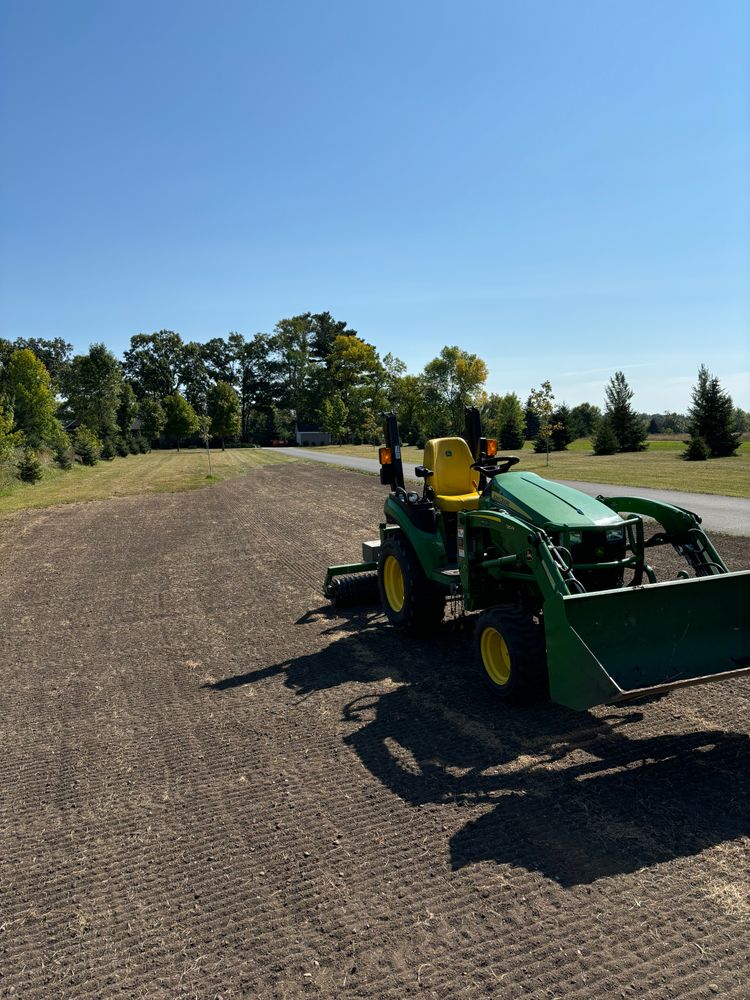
551 404 571 451
17 448 43 483
497 393 525 449
603 371 647 452
524 395 540 440
592 416 619 455
74 425 101 466
686 365 740 458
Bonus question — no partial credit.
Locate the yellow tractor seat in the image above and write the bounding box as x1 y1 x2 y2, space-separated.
423 437 481 512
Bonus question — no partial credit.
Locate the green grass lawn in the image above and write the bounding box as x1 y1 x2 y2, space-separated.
312 438 750 497
0 447 293 516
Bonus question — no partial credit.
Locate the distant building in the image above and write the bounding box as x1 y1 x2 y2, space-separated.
295 422 330 446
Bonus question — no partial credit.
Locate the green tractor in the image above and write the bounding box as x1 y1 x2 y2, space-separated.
323 409 750 711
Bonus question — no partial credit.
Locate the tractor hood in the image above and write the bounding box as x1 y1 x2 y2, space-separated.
488 472 623 529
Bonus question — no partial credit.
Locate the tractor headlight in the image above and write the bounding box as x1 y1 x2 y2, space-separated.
606 527 625 544
567 532 582 546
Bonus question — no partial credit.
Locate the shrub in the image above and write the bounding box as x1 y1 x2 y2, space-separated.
128 435 139 455
137 435 149 453
74 425 101 466
684 435 710 461
115 435 130 457
53 439 74 470
101 438 117 461
17 448 43 483
592 417 619 456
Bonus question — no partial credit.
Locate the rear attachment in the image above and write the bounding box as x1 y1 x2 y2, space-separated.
544 570 750 710
329 571 379 608
323 539 381 608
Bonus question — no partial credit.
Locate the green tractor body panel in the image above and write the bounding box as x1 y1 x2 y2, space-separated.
544 571 750 710
487 472 623 530
380 495 449 578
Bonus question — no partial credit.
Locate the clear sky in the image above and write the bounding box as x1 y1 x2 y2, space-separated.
1 0 748 412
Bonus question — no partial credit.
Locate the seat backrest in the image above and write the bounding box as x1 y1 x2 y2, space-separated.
423 437 477 496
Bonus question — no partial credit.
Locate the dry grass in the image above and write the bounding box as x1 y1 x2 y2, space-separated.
0 447 293 516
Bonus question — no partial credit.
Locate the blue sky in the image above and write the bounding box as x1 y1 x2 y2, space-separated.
1 0 748 412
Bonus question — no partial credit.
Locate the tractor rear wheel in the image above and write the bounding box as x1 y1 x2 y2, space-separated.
378 535 445 636
475 605 548 702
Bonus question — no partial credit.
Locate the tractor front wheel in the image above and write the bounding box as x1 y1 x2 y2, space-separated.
475 605 548 702
378 535 444 636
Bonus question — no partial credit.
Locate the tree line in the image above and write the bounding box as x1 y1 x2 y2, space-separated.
0 312 746 484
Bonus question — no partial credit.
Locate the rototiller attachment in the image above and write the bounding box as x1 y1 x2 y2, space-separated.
324 409 750 711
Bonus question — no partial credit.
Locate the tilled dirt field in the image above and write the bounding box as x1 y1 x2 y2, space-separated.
0 461 748 999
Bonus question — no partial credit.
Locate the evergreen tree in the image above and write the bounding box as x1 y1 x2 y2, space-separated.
524 395 541 440
686 365 740 458
17 448 43 483
592 415 619 455
603 371 647 452
684 436 710 461
74 425 101 466
497 393 525 449
54 437 74 469
551 404 571 451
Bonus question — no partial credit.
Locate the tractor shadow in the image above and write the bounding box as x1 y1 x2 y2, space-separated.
206 606 750 887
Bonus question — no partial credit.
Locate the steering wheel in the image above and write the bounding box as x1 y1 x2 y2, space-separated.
472 455 520 476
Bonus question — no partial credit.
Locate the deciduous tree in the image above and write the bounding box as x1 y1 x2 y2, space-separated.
63 344 123 440
4 349 61 446
423 346 488 434
163 393 198 451
207 381 241 450
123 331 183 399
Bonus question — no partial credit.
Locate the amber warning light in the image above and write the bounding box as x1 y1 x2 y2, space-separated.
379 447 393 465
486 439 498 458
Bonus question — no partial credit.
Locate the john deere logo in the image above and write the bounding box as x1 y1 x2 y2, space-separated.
445 449 452 457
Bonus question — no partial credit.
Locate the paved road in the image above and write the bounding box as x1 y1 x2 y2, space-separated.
267 447 750 536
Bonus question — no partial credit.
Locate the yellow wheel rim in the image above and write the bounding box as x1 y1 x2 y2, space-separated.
481 626 511 686
383 555 405 613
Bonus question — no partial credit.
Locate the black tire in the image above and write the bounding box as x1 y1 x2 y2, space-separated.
474 605 548 702
331 572 380 608
377 534 445 636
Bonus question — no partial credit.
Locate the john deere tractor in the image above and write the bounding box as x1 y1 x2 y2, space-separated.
323 409 750 711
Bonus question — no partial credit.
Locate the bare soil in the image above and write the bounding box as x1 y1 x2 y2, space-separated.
0 461 748 999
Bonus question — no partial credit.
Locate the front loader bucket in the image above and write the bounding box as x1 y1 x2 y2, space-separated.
544 571 750 711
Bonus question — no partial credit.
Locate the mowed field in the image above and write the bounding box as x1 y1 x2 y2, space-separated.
314 437 750 497
0 447 292 516
0 460 748 998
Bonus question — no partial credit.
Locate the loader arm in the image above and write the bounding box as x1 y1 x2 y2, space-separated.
596 495 728 575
